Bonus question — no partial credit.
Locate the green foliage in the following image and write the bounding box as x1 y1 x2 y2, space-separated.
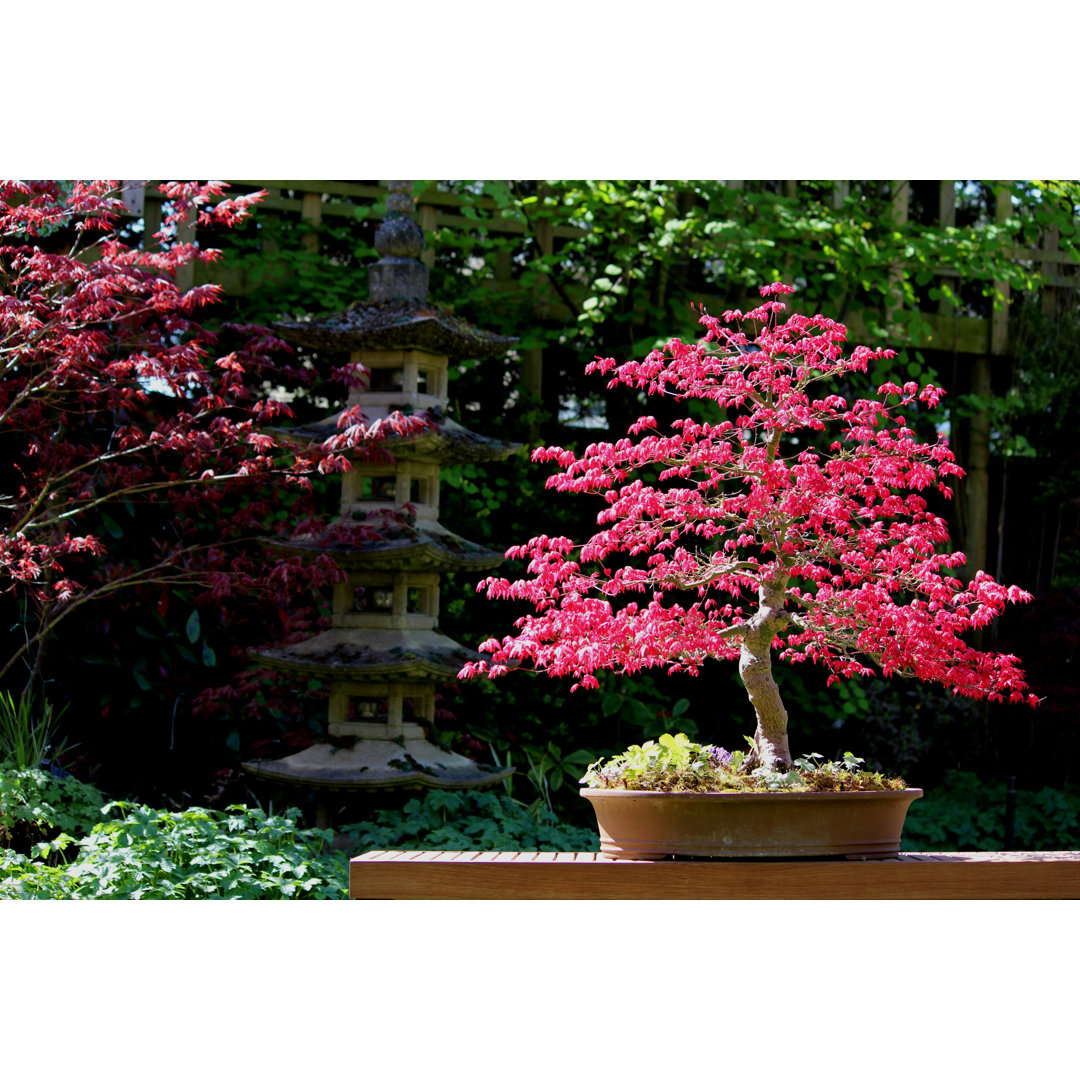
338 788 598 853
484 741 597 817
599 689 696 740
0 850 83 898
788 752 903 792
213 198 377 324
429 181 1080 460
0 803 344 899
900 771 1080 852
0 764 105 847
770 664 985 782
583 732 733 791
584 733 906 793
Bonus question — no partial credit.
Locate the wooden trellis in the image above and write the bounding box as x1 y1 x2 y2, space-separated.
133 179 1079 358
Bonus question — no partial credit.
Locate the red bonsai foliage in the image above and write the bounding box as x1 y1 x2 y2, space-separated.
461 283 1038 769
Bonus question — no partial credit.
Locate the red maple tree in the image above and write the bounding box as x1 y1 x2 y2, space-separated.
461 283 1037 769
0 181 356 694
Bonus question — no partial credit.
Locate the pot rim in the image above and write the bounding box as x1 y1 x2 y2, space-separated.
580 786 923 801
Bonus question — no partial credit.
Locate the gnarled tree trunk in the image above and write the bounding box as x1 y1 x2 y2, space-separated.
739 575 792 770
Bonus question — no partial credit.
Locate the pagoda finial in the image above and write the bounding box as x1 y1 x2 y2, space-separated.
368 181 429 303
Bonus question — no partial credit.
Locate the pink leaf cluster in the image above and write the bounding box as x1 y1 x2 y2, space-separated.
1 183 300 603
461 283 1037 709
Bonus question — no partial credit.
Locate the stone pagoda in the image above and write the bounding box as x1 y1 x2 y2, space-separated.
242 182 516 807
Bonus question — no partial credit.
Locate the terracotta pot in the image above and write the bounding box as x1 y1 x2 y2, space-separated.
580 787 924 860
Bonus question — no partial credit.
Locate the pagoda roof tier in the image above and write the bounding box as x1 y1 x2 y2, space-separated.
251 627 475 681
273 298 516 360
262 519 505 572
241 739 514 791
275 405 520 465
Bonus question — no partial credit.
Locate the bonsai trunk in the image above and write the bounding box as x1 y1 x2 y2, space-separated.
739 575 792 770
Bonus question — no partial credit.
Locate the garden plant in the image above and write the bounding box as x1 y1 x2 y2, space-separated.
462 284 1039 791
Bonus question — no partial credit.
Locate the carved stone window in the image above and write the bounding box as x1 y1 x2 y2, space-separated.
369 368 404 391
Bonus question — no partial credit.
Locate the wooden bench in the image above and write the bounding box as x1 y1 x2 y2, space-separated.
350 849 1080 900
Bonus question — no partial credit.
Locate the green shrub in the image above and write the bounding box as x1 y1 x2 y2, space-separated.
0 765 106 852
901 770 1080 851
339 788 599 854
0 850 83 898
0 803 345 899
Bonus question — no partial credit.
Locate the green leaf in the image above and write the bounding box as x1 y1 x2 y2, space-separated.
185 611 201 644
99 513 124 539
625 699 654 726
132 661 152 692
201 642 217 667
600 691 622 717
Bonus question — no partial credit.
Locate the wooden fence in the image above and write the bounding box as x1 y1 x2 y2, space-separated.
131 179 1079 359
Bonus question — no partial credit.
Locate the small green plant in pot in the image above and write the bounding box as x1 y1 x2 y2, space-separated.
460 285 1037 858
582 733 905 794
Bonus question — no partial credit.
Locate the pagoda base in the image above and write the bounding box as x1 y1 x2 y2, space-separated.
241 737 513 791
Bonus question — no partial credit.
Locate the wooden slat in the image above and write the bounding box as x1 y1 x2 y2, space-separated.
349 851 1080 900
991 183 1013 355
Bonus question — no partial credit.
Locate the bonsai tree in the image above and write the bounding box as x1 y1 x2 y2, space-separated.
460 283 1037 772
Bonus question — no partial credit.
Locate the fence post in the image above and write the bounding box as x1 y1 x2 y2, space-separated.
1041 225 1060 319
991 183 1013 357
887 180 910 333
522 183 554 442
937 180 956 316
301 190 322 254
261 186 280 258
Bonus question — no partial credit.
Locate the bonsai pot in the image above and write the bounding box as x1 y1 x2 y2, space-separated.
580 787 923 860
